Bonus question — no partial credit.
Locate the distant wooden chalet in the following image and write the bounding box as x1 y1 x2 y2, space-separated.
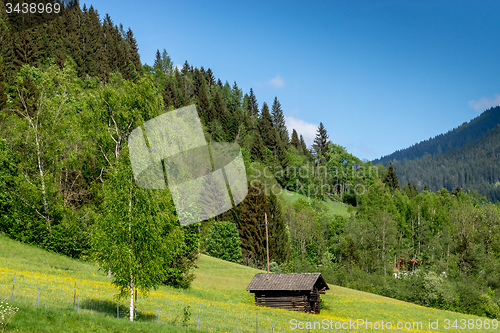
246 273 329 314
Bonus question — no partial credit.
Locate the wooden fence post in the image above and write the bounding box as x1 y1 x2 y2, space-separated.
197 303 201 330
256 313 258 333
134 288 137 318
73 282 76 308
11 272 16 300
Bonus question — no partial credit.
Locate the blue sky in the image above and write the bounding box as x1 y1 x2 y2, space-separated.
88 0 500 161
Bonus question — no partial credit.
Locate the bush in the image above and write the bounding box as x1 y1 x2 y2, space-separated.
206 221 242 263
480 294 500 318
269 261 280 273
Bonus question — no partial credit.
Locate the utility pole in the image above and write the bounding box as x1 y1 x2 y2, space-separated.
260 213 271 273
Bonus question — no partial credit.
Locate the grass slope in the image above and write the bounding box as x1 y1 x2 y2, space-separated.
0 234 497 332
281 189 350 217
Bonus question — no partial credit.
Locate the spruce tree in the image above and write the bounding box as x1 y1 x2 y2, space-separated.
267 192 289 264
271 97 288 145
83 5 102 78
0 57 6 111
383 162 400 192
312 122 329 156
14 31 38 68
174 70 187 106
125 28 141 73
300 134 307 152
211 91 227 134
258 102 276 148
247 88 259 117
236 182 266 267
212 91 226 120
160 49 173 74
162 79 179 108
290 129 300 149
206 68 215 86
250 135 265 162
153 49 162 72
231 82 243 113
196 83 211 124
452 185 462 196
181 60 192 76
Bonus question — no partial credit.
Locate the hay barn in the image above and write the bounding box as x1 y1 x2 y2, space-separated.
246 273 329 314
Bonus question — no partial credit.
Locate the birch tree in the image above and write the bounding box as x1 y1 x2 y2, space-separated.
4 63 83 231
92 150 184 321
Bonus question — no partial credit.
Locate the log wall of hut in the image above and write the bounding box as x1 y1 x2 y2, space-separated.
254 289 321 314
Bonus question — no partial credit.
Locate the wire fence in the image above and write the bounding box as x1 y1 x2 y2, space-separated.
0 270 301 332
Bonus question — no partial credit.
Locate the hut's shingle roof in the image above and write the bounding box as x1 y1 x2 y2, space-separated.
246 273 329 291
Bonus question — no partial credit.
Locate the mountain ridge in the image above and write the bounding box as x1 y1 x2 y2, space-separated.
373 106 500 165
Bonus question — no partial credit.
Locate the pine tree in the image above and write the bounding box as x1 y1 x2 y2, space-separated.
271 97 288 145
196 83 211 124
267 192 289 263
250 135 265 162
162 79 179 108
181 60 191 76
258 102 276 148
383 162 400 192
236 182 266 267
0 56 6 111
247 88 259 117
153 49 162 72
211 91 227 133
193 68 206 97
231 82 243 113
291 129 301 150
161 49 173 74
206 68 215 86
300 134 307 152
312 122 329 156
83 5 102 78
452 185 462 196
174 70 187 106
0 28 15 78
14 31 38 69
126 28 141 74
423 182 428 191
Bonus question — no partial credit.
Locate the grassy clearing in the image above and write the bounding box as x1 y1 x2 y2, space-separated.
281 189 350 217
1 234 498 332
7 305 199 333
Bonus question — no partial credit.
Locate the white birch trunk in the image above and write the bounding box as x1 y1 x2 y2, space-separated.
129 278 134 321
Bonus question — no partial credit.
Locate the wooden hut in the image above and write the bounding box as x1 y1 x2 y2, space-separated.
246 273 329 314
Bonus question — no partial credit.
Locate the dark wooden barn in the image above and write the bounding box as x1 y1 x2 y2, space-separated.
246 273 329 314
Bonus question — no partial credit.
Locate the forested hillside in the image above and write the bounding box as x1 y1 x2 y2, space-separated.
373 106 500 164
2 0 500 322
391 124 500 201
0 0 373 290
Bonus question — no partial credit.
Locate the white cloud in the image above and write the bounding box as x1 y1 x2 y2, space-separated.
285 116 317 148
468 94 500 112
266 75 284 88
175 64 183 71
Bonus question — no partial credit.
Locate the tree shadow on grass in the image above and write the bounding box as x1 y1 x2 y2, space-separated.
80 298 157 321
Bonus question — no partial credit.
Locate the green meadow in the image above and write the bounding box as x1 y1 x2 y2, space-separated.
0 234 496 332
281 189 351 217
